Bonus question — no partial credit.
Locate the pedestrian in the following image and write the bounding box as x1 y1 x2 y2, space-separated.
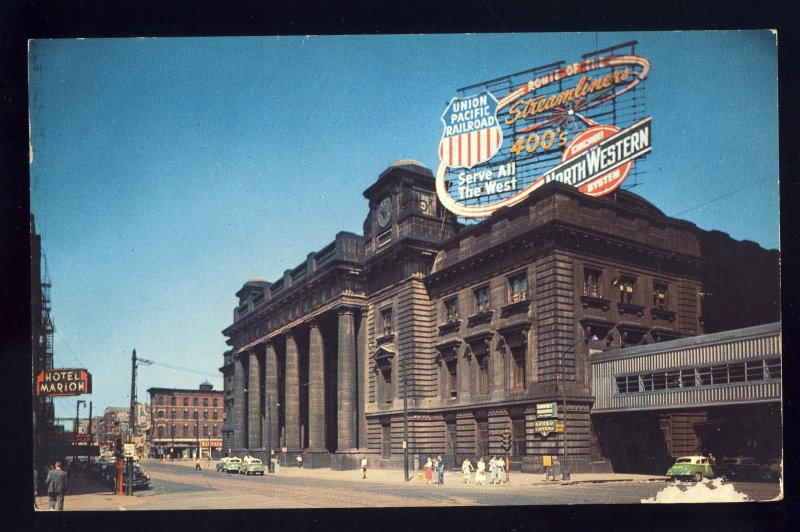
461 457 474 484
708 452 717 465
424 457 433 484
497 456 507 484
435 455 444 485
475 457 486 486
45 461 68 511
33 468 39 510
361 456 368 479
296 454 303 468
195 458 201 471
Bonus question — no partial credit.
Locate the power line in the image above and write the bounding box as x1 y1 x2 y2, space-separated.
669 184 752 218
142 359 222 380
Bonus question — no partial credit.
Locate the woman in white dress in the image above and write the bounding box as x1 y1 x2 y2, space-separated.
475 457 487 486
461 458 474 483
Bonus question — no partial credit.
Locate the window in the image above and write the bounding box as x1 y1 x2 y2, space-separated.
183 397 189 407
766 357 781 379
183 409 188 419
203 425 209 437
617 275 636 304
380 307 393 336
193 398 198 407
444 359 458 398
213 398 218 407
213 410 218 420
203 398 208 407
170 397 176 406
652 372 667 390
711 365 728 385
511 346 526 390
193 411 198 420
666 371 680 389
444 297 459 322
170 425 176 438
476 355 489 395
746 360 764 381
508 273 528 303
681 368 697 388
158 397 164 406
641 373 653 391
158 426 164 439
653 282 669 309
170 410 176 419
697 366 712 386
158 410 164 419
583 268 602 297
474 285 491 313
203 411 208 420
183 425 189 437
381 367 393 404
728 363 746 383
212 426 218 438
193 425 198 437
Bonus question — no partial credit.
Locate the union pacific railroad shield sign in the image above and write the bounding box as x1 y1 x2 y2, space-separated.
439 90 503 169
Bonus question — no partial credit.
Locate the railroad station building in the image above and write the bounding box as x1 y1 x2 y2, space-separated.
220 160 780 473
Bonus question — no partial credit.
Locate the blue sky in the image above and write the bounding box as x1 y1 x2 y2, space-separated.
28 32 779 423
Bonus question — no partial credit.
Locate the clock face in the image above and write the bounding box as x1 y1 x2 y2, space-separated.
376 197 392 228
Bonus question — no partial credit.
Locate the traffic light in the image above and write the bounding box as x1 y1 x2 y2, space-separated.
114 438 123 459
501 431 512 452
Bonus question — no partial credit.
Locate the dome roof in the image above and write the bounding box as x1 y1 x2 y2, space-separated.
390 159 428 169
244 277 269 286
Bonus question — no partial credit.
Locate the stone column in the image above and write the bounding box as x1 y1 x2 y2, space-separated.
308 320 326 451
357 311 367 449
247 349 262 450
337 308 357 451
233 353 246 452
284 331 301 450
264 342 279 453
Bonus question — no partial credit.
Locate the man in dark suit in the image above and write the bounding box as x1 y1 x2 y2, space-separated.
45 461 68 511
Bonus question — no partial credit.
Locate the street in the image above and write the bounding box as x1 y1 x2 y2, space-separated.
35 459 782 510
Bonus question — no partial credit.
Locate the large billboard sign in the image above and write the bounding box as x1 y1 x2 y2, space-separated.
35 368 92 396
436 42 651 218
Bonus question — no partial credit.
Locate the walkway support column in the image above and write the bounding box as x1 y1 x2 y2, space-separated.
337 308 357 451
308 319 326 451
285 331 301 450
247 349 262 450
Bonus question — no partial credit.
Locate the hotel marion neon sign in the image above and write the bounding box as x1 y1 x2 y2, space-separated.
436 51 652 218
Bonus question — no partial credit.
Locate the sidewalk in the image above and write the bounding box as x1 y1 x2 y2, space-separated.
173 458 670 485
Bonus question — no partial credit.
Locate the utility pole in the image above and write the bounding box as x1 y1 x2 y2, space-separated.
130 349 137 445
75 400 85 462
88 401 93 467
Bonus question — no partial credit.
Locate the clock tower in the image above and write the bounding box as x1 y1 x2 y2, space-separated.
363 160 458 265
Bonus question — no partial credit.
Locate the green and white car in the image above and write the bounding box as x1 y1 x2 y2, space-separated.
238 456 266 475
666 455 715 481
223 457 243 473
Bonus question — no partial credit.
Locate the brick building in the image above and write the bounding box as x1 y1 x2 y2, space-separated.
148 382 224 459
221 160 780 472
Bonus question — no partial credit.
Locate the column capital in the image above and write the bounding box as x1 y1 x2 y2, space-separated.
337 305 361 317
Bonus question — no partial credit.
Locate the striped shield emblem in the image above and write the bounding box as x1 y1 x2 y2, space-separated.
439 90 503 169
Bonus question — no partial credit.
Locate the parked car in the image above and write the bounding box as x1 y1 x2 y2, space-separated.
666 456 715 481
223 457 242 473
714 457 772 482
105 462 151 490
238 456 266 475
215 457 231 472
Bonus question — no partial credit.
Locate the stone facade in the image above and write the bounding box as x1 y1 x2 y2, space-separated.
221 160 778 472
